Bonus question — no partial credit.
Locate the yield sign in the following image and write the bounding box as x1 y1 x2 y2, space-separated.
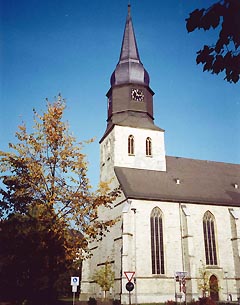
124 271 135 282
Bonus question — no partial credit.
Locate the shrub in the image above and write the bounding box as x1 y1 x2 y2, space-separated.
199 297 216 305
88 297 97 305
165 300 177 305
188 299 199 305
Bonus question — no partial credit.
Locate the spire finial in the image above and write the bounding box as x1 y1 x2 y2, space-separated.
128 3 131 17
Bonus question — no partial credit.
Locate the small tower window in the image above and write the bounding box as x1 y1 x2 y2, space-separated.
128 135 134 155
146 137 152 156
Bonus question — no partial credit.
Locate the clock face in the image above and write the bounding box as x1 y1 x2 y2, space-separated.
131 88 144 102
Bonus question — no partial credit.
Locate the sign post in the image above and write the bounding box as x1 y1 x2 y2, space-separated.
175 272 188 305
71 277 79 305
126 281 134 305
124 272 135 305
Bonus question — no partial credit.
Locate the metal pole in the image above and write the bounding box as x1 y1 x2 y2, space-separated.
73 291 75 305
179 279 182 305
131 208 137 305
224 272 229 301
174 274 177 304
129 291 131 305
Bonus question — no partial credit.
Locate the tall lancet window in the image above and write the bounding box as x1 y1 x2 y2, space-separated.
146 137 152 156
203 211 218 265
150 207 165 274
128 135 134 155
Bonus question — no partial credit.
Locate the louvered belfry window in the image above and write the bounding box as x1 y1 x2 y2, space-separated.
203 211 218 265
150 207 165 274
128 135 134 155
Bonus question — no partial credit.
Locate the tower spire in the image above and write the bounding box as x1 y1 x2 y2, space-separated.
110 4 149 86
119 4 140 64
101 5 162 144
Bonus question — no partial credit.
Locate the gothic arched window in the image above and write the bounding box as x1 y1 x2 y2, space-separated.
150 207 165 274
203 211 218 266
146 137 152 156
128 135 134 155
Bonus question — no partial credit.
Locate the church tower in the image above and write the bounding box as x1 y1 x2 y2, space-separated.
100 5 166 183
81 5 240 304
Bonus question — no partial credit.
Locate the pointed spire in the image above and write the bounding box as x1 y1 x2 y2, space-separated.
119 4 140 63
110 5 150 86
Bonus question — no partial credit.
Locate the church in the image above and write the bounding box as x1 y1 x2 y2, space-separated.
80 5 240 304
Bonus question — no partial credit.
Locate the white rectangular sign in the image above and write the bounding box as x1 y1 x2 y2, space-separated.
71 276 79 286
175 271 188 278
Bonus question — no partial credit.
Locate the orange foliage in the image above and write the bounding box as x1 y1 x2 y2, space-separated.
0 94 120 260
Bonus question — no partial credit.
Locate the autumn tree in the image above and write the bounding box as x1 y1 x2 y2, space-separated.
0 95 119 304
198 261 220 300
93 261 115 299
186 0 240 83
198 261 211 298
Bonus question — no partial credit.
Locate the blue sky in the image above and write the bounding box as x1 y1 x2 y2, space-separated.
1 0 239 188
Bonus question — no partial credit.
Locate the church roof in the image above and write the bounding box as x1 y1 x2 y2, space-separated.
115 156 240 207
110 4 150 87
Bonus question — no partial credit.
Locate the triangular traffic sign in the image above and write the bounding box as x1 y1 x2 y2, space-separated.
124 271 135 282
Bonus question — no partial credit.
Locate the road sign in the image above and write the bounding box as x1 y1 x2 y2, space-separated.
182 286 186 294
71 276 79 286
126 281 134 292
72 285 77 292
175 271 188 278
176 293 183 299
124 271 135 282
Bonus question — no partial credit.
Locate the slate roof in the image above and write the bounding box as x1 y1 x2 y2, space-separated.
100 112 164 143
110 4 150 87
111 111 163 131
114 156 240 207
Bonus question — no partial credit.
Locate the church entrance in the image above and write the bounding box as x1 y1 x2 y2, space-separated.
209 275 219 301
